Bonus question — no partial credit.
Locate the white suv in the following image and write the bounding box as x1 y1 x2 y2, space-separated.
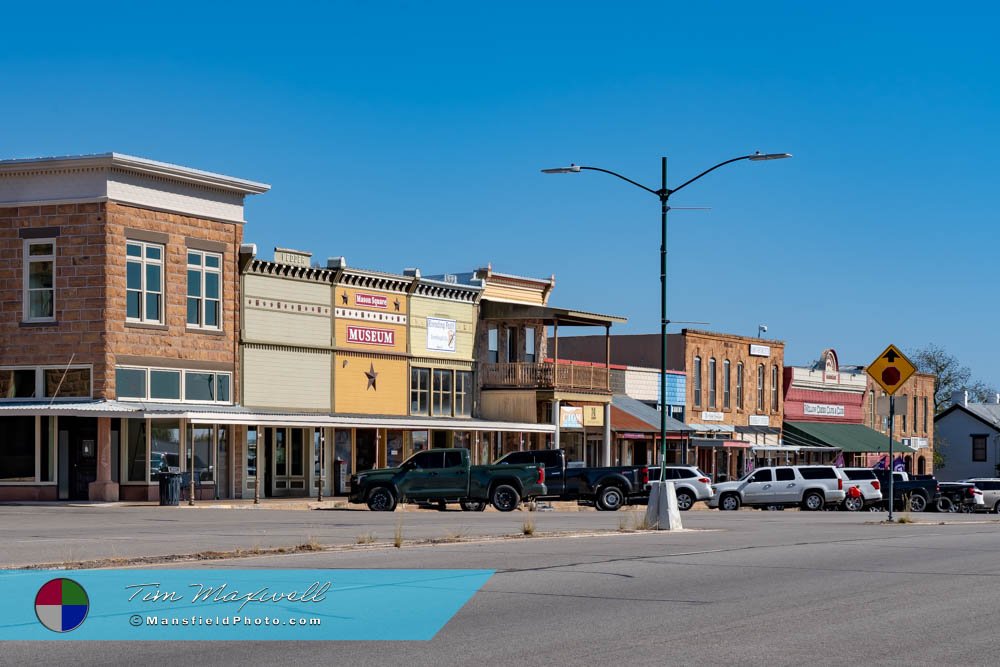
838 468 884 511
646 466 714 510
708 466 846 511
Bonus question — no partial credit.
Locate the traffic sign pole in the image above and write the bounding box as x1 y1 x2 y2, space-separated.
887 395 895 522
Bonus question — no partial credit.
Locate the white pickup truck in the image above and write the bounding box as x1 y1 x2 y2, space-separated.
708 466 846 511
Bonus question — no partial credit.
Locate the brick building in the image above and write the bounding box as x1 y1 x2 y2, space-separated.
555 330 786 480
0 153 268 501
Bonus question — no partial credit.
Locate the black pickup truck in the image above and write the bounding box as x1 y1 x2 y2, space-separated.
495 449 649 511
872 470 938 512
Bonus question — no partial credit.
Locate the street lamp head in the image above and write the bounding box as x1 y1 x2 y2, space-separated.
747 152 793 161
540 164 582 174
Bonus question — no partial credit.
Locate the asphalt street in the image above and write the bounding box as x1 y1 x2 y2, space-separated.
6 510 1000 665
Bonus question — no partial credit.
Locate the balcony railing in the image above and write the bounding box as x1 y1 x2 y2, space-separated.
479 362 609 392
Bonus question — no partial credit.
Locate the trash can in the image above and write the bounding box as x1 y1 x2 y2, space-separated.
158 471 181 506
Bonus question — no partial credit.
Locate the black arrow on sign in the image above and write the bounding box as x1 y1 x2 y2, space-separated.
883 349 900 363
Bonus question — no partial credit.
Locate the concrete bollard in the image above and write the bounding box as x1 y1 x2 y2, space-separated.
644 480 683 530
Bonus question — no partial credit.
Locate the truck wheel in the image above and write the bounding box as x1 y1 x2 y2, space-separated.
675 490 695 511
935 496 953 513
491 485 520 512
460 500 487 512
719 493 740 511
595 486 625 511
908 494 927 512
802 491 825 511
994 500 1000 515
843 495 864 512
366 486 397 512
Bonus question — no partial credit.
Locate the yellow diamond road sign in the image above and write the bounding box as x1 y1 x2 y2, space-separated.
866 344 916 395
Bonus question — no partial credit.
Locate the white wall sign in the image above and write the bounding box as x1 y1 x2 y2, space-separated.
803 403 846 417
749 344 771 357
426 317 457 352
748 415 770 426
700 411 724 421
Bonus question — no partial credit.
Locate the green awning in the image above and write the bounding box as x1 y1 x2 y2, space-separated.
783 421 908 454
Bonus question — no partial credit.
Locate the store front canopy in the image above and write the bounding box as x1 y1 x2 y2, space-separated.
479 300 626 327
0 400 556 433
783 421 909 454
611 395 693 435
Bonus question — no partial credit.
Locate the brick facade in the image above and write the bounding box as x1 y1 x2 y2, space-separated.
862 371 935 473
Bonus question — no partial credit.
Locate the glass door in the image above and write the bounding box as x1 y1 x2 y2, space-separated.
271 427 309 496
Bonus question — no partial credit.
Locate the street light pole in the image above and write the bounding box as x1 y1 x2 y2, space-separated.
542 152 790 523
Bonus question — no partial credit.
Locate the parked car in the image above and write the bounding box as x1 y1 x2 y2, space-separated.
935 482 985 513
838 468 884 511
348 448 546 512
643 466 714 510
962 478 1000 513
871 470 938 512
708 466 846 511
495 449 648 511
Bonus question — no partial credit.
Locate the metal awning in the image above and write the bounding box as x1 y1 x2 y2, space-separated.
479 300 626 327
751 444 801 452
783 421 910 453
735 425 782 435
0 400 556 433
688 423 735 433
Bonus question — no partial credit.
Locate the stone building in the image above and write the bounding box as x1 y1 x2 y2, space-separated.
0 153 268 501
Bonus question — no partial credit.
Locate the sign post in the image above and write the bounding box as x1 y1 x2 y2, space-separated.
866 344 917 522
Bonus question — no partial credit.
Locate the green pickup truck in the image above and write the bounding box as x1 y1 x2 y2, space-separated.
348 448 547 512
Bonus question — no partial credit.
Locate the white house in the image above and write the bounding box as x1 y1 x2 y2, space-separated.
934 391 1000 480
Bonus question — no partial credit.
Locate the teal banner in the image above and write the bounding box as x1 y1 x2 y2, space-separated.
0 569 494 640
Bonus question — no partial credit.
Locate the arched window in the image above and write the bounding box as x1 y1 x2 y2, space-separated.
869 390 875 427
917 456 926 475
723 360 731 409
757 364 765 411
736 363 744 409
708 358 717 408
693 356 702 407
771 365 779 412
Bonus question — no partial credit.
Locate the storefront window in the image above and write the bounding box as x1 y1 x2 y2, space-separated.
453 431 472 450
355 429 377 471
290 429 304 477
432 369 452 416
247 427 258 479
126 418 148 482
0 416 35 481
40 417 55 482
150 420 181 475
386 430 404 467
188 425 213 483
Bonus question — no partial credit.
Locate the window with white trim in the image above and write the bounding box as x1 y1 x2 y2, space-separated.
115 366 232 404
24 239 56 322
0 366 92 401
187 250 222 329
126 241 163 323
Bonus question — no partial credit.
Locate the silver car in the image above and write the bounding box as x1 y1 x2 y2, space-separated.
962 479 1000 513
646 466 714 511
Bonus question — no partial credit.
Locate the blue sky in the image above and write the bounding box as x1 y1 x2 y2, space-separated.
3 3 998 382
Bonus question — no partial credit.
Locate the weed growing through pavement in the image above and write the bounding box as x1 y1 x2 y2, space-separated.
630 512 651 531
522 516 535 536
355 532 376 545
394 520 404 548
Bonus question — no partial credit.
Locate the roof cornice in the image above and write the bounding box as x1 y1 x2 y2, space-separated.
0 152 270 195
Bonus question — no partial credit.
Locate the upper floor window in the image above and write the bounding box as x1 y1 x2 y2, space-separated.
913 396 918 434
736 362 744 409
972 434 988 462
410 367 430 415
487 327 499 363
506 327 519 362
24 239 56 322
723 360 731 409
455 371 473 417
0 366 92 400
693 356 702 407
922 396 928 434
432 369 453 416
126 241 163 323
187 250 221 329
525 328 536 363
901 394 908 432
771 365 779 411
116 366 231 404
757 364 765 411
708 358 717 408
869 390 875 427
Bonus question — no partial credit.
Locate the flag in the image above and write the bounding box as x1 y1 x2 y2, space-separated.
892 456 906 472
872 455 887 470
833 453 845 468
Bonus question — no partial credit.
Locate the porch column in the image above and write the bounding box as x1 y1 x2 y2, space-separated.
603 403 611 466
88 417 119 501
552 399 561 449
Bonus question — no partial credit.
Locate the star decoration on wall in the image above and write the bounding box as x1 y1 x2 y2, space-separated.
393 299 400 311
341 292 348 305
365 363 378 391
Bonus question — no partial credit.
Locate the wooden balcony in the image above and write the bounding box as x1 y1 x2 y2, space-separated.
479 362 610 392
